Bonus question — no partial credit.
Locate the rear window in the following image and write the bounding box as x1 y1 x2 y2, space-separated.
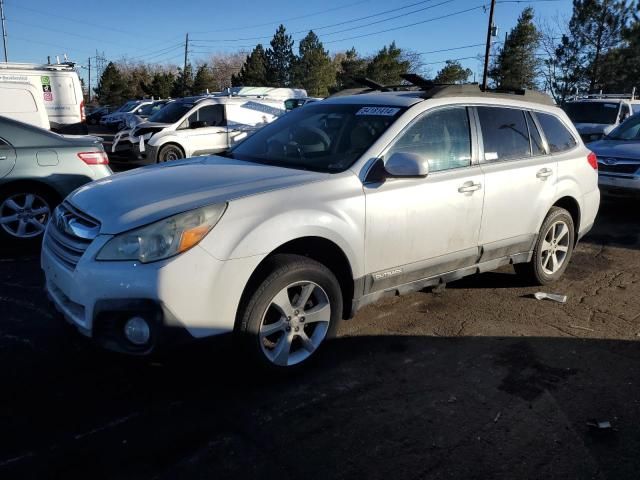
563 102 619 124
477 107 530 162
536 112 577 153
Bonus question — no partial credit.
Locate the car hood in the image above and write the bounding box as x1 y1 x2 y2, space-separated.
67 156 329 234
588 139 640 159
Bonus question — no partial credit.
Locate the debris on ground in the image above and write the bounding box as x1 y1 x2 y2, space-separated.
587 420 614 431
534 292 568 303
494 411 502 423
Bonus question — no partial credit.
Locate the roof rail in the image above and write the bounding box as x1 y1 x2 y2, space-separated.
0 61 77 71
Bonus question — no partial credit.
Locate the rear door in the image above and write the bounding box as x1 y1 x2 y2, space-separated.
0 138 17 178
476 106 556 260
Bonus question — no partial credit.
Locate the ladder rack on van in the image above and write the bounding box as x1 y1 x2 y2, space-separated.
0 62 77 71
568 88 637 101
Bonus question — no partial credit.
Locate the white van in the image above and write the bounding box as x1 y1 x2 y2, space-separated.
0 62 86 134
0 82 50 129
112 88 308 162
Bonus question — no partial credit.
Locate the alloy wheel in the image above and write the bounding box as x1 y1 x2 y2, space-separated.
0 193 51 238
540 220 570 275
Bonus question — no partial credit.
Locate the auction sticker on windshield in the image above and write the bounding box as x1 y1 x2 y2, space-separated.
356 106 401 116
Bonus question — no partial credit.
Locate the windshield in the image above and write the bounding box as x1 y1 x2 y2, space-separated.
138 102 167 116
607 114 640 140
229 103 406 173
564 102 620 124
148 102 193 123
116 101 139 113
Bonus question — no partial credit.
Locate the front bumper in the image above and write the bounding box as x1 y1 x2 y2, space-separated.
42 231 264 354
598 174 640 196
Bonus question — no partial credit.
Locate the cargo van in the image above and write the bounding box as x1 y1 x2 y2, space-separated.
0 62 86 134
0 82 50 129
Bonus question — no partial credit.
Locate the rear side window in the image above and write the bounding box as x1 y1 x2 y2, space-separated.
387 107 471 173
477 107 530 162
536 112 577 153
526 112 546 156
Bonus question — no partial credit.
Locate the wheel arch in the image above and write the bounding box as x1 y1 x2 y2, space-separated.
236 236 356 325
0 178 64 204
552 195 581 244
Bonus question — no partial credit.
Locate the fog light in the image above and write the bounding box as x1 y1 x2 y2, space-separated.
124 316 151 345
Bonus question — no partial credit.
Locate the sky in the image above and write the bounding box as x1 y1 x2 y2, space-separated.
3 0 573 90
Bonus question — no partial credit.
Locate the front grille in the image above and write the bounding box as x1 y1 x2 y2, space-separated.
598 161 640 175
45 203 100 270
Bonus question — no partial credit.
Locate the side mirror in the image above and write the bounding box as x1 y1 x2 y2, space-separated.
384 151 429 177
190 120 209 129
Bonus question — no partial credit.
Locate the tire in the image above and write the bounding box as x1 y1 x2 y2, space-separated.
237 254 343 370
157 144 185 163
0 184 57 247
514 207 575 285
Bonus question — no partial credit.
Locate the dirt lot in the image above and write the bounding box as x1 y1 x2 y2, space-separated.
1 197 639 479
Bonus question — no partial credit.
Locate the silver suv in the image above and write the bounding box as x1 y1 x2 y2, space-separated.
42 83 600 369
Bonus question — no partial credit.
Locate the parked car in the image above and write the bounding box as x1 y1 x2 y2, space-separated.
42 83 599 369
564 95 639 143
0 61 87 134
588 112 640 196
86 106 113 125
0 82 50 129
111 89 307 162
100 100 153 131
0 116 111 245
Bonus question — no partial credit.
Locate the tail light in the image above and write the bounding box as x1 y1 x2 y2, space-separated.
78 151 109 165
80 100 86 121
587 151 598 170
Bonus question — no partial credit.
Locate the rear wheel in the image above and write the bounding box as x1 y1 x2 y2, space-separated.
157 144 184 163
514 207 575 285
0 185 56 246
237 255 342 370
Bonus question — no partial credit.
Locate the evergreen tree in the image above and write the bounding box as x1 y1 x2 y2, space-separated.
489 7 541 89
232 44 268 86
335 48 369 90
293 31 336 96
266 25 295 86
149 71 175 99
94 62 130 105
434 60 472 84
172 64 194 97
366 42 411 85
599 16 640 92
192 64 216 94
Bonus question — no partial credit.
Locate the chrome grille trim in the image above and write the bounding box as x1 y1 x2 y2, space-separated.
45 203 100 270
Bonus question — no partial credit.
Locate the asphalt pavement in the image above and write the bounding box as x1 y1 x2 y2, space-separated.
0 195 638 479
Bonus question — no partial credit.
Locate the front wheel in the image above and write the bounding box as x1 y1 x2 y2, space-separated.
237 255 342 370
157 144 184 163
514 207 575 285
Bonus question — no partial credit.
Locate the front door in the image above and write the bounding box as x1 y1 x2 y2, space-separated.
178 104 228 155
364 106 484 289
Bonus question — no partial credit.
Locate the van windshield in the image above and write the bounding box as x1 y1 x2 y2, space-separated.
148 102 193 123
564 102 620 124
228 103 406 173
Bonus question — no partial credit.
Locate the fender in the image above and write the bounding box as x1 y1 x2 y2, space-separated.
147 131 192 157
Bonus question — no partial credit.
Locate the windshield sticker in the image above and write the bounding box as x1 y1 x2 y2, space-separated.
356 106 400 116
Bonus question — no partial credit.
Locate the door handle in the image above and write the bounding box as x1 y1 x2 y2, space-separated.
458 181 482 194
536 168 553 179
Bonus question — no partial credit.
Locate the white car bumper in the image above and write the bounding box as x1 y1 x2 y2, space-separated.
41 228 264 353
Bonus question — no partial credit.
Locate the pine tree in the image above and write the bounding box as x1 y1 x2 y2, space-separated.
149 72 175 99
293 31 336 96
192 64 216 94
232 44 268 86
335 48 369 91
489 7 541 90
434 60 472 84
366 42 411 85
266 25 295 86
172 64 194 97
94 62 130 105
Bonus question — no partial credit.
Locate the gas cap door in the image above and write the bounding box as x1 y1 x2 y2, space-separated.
36 150 59 167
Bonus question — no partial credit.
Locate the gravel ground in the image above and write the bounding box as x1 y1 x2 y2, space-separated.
0 196 638 480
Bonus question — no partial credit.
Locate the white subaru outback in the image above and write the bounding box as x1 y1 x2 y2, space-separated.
42 84 600 369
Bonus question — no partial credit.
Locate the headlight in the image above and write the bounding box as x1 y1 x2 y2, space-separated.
96 204 227 263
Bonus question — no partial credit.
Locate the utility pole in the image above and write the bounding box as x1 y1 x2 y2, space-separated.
0 0 8 62
88 56 91 103
183 33 189 94
482 0 496 91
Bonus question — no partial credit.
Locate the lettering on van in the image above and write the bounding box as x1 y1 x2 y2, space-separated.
0 74 28 82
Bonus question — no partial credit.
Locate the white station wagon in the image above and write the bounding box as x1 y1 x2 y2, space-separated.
42 81 600 369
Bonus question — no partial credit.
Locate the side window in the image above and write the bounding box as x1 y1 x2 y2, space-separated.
477 107 530 162
387 107 471 173
526 112 546 156
536 112 577 153
198 105 225 126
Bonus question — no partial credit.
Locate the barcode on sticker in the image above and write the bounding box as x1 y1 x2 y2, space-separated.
356 106 400 116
